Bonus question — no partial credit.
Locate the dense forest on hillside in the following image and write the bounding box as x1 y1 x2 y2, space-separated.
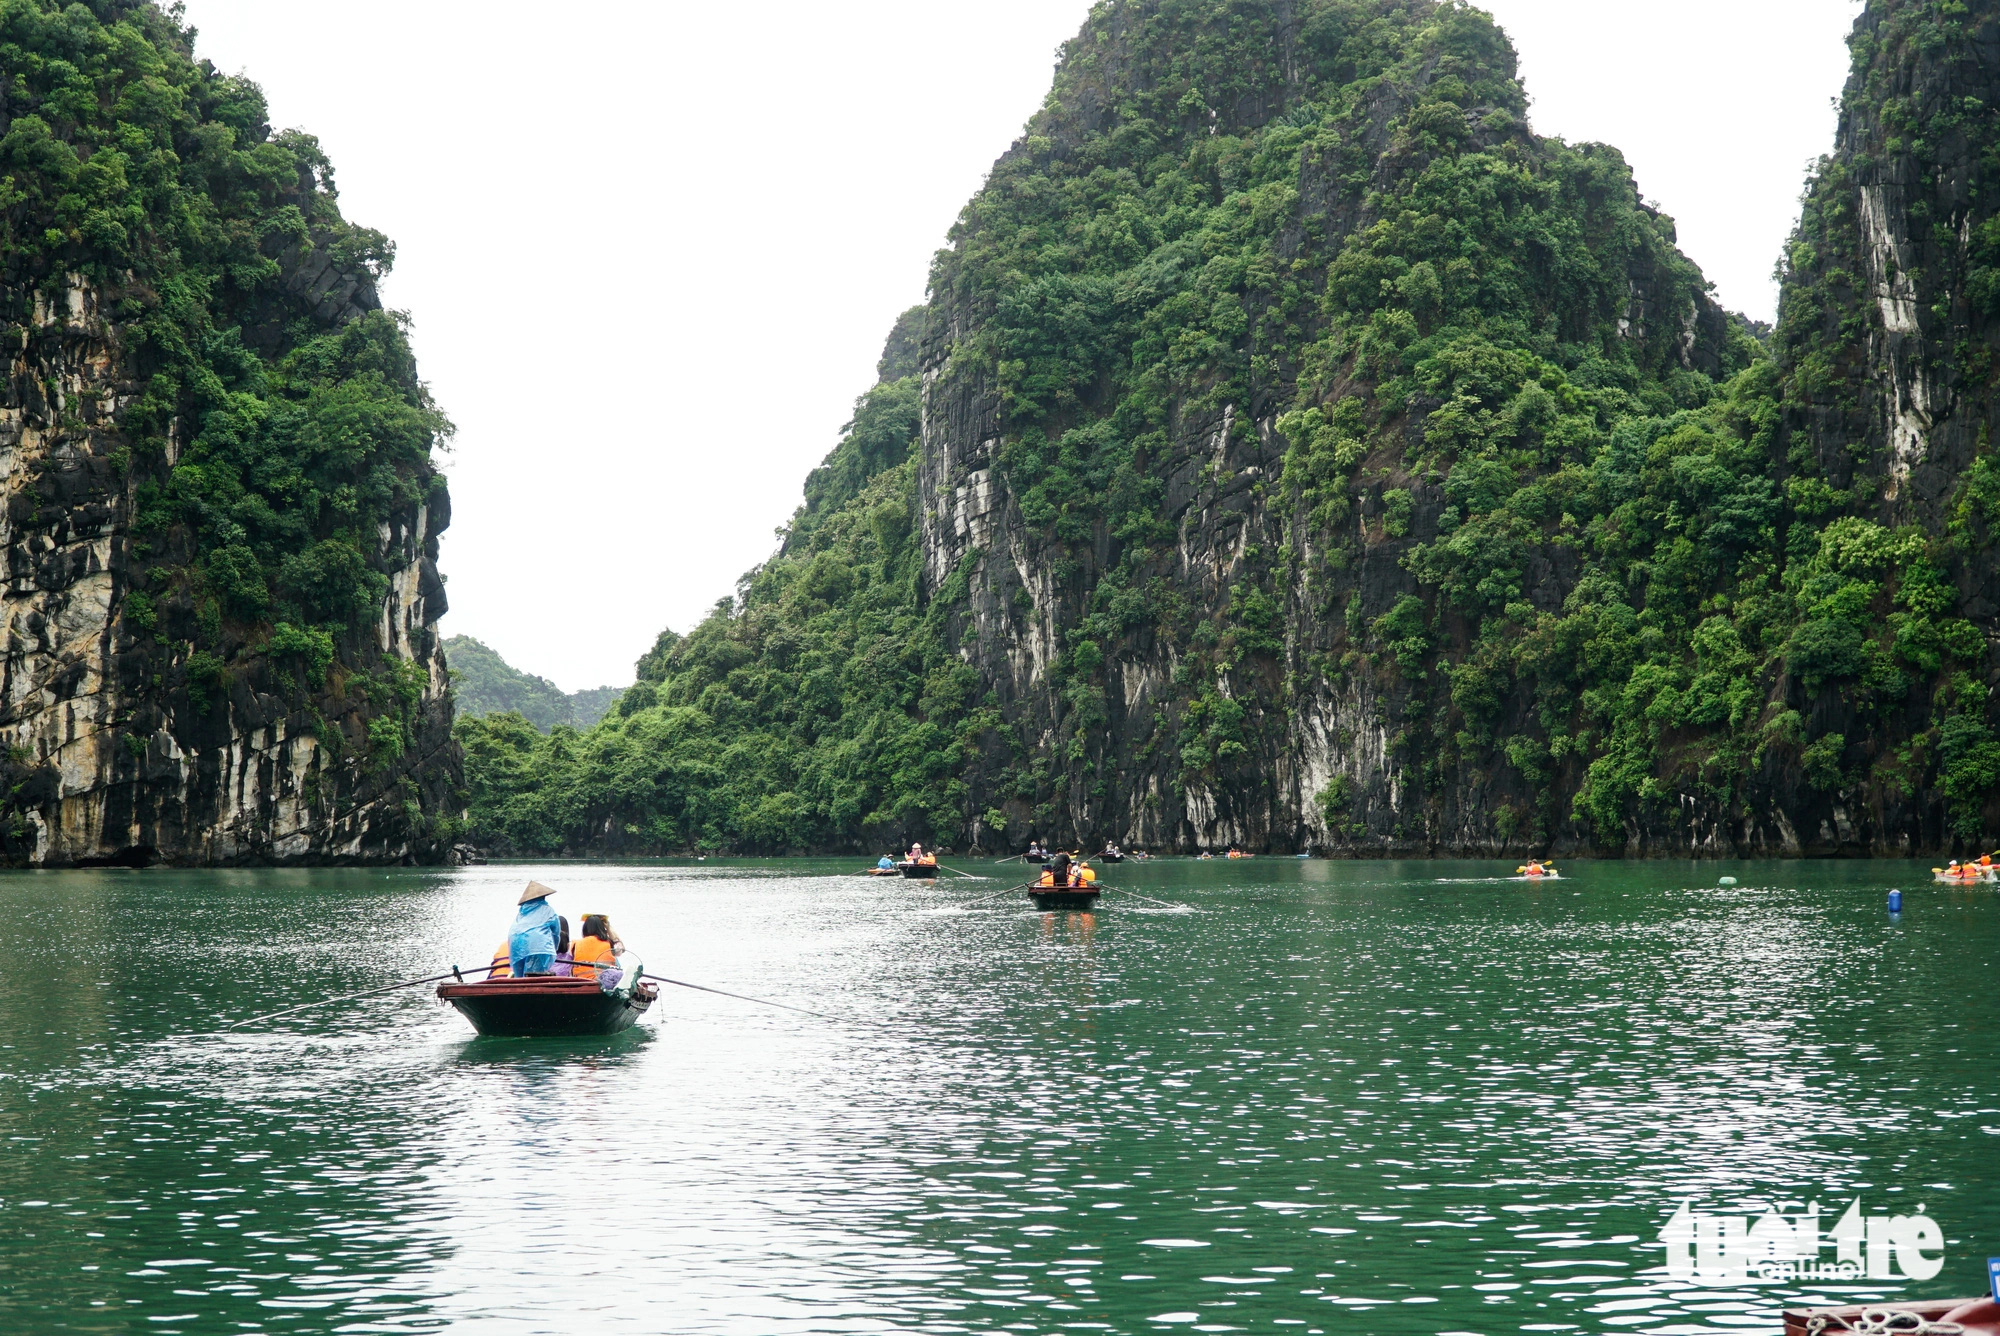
444 637 622 732
459 0 2000 858
0 0 458 863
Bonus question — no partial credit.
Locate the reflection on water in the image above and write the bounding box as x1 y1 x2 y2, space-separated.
0 860 1992 1333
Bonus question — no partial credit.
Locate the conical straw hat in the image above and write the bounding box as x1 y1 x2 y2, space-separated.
518 880 557 905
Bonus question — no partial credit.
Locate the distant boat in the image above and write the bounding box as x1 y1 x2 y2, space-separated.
860 866 901 877
437 975 657 1037
898 862 940 880
1098 851 1125 864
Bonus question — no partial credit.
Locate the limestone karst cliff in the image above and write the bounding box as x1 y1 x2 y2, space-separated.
462 0 2000 858
0 1 458 865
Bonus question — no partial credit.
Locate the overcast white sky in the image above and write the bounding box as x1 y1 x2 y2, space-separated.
175 0 1861 692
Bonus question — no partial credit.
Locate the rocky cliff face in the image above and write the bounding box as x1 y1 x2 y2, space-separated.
0 269 454 866
910 0 2000 856
0 2 458 866
464 0 2000 861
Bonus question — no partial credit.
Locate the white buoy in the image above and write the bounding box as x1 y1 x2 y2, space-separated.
1718 876 1738 886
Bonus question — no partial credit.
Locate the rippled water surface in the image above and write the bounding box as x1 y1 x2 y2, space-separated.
1 858 1994 1334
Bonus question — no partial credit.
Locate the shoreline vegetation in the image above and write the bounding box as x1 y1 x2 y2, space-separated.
455 0 2000 863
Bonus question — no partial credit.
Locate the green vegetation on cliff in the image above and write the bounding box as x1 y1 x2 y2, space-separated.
444 636 622 732
456 318 983 854
0 0 458 858
462 0 2000 855
1 0 448 639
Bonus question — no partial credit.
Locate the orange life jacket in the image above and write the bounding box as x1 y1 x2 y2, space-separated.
571 935 616 981
489 943 511 979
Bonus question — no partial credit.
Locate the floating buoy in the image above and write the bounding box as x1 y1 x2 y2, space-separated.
1888 889 1903 913
1718 876 1738 886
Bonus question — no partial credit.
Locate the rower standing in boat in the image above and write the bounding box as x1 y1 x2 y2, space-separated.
508 881 562 977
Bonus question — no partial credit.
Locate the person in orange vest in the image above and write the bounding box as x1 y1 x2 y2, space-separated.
487 941 511 978
572 914 620 981
908 842 936 865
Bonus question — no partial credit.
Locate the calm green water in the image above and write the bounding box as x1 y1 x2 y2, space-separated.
0 859 1994 1334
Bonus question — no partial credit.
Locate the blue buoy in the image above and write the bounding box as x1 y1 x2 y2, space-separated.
1888 889 1903 913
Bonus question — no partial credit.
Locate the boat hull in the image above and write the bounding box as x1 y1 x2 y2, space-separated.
1098 853 1124 864
1029 887 1103 911
437 977 656 1037
1784 1300 2000 1335
899 863 939 879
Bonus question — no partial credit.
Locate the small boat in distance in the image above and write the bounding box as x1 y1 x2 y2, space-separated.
899 862 939 880
437 975 658 1038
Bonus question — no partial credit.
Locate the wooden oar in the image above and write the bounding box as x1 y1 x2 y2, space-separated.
934 863 982 880
224 969 471 1029
638 974 833 1019
954 880 1041 908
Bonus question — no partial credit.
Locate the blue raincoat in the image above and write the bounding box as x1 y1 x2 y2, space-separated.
508 897 560 976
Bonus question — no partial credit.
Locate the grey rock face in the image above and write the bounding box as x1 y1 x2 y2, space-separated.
0 268 457 867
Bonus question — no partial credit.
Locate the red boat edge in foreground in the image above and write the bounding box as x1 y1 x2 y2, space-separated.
1783 1299 2000 1334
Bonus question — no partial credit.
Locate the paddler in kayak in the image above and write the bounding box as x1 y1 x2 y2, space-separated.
508 881 562 976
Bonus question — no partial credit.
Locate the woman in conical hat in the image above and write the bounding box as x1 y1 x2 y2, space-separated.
508 882 561 976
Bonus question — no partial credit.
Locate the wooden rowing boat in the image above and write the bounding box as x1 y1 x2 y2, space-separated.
1784 1299 2000 1334
860 867 901 877
436 976 658 1037
899 862 939 879
1029 885 1103 911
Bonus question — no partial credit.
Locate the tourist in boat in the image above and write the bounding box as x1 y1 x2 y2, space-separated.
550 917 574 976
487 941 511 979
508 881 562 977
877 855 895 870
572 914 619 981
1103 840 1120 858
1027 839 1045 860
907 842 936 865
1047 850 1073 886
